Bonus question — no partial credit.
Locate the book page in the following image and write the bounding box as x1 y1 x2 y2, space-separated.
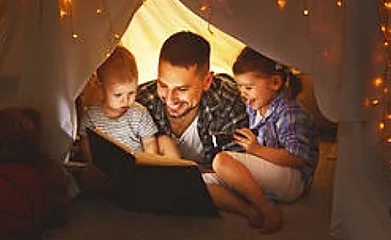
91 128 198 167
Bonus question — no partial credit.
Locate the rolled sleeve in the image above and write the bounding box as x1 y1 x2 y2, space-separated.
277 107 312 162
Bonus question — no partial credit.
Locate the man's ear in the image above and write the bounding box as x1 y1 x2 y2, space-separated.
202 71 214 91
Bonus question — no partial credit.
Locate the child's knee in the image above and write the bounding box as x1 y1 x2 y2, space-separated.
212 152 233 172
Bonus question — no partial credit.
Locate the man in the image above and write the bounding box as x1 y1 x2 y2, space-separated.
136 31 248 170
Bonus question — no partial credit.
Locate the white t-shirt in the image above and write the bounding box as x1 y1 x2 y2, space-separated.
79 103 157 152
174 116 205 163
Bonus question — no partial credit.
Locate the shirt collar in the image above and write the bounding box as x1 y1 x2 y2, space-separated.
248 92 285 127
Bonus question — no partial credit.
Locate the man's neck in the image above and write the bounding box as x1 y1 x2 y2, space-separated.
168 107 199 137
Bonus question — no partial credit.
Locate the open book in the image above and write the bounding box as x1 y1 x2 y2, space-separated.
90 127 198 167
82 127 219 217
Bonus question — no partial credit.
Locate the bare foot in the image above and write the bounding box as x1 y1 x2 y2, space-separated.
259 204 282 234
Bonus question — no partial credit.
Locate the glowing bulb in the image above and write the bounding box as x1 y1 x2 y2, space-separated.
385 2 391 9
381 25 387 32
379 122 385 130
385 41 389 47
374 77 383 87
387 113 391 120
60 9 67 18
96 9 103 14
372 99 380 106
277 0 286 9
72 33 78 39
200 5 208 12
303 9 309 16
387 136 391 143
384 87 389 94
337 1 342 7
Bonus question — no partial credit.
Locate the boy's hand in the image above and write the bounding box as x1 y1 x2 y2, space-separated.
233 128 261 154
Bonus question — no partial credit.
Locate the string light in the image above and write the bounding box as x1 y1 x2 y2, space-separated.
337 1 342 7
374 77 384 87
277 0 287 10
372 99 381 106
303 9 309 16
60 9 67 18
200 5 208 12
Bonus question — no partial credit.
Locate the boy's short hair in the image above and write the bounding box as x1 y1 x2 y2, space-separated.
97 46 138 84
159 31 210 75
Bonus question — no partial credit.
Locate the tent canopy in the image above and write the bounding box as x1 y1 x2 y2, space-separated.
1 0 391 239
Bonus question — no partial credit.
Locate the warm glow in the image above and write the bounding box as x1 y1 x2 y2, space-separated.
114 33 121 40
384 87 389 94
364 98 370 108
72 33 78 39
303 9 309 16
387 113 391 120
337 1 342 7
96 8 103 14
60 9 67 18
381 25 387 32
385 2 391 9
385 41 389 47
200 5 208 12
387 136 391 143
374 77 383 87
379 122 385 130
372 99 380 106
277 0 286 9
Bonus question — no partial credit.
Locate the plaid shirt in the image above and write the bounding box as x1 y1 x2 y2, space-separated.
136 75 248 169
248 93 319 190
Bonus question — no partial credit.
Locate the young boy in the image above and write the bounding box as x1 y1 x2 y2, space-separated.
79 46 159 162
206 47 319 234
77 46 179 190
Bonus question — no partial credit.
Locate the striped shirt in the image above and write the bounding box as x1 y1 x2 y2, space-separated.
136 75 249 169
248 93 319 190
79 103 158 152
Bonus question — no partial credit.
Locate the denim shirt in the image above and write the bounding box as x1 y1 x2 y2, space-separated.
248 93 319 190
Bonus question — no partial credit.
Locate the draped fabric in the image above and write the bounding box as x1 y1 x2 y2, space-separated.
1 0 391 239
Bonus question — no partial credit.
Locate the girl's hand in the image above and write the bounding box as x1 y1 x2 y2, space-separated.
233 128 261 154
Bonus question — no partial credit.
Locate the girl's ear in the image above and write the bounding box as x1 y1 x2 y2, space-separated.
271 75 283 90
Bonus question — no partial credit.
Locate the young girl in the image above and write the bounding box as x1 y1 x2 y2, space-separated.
207 47 319 234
